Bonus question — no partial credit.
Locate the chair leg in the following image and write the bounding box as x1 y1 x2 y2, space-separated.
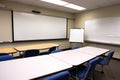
101 65 104 73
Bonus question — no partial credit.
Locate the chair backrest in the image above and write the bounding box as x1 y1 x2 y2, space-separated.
71 46 80 50
84 57 100 79
104 50 115 65
50 50 63 54
0 53 9 56
0 55 14 61
23 49 39 57
48 46 57 53
43 71 70 80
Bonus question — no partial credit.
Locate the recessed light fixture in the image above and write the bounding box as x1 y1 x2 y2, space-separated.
40 0 86 11
65 3 86 10
41 0 68 6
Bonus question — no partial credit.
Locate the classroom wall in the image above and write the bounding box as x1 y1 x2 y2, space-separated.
1 1 120 59
0 10 12 42
74 4 120 59
0 0 75 56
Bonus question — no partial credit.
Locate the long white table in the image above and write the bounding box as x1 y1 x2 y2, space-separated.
50 46 109 66
0 55 72 80
50 50 96 66
75 46 109 56
0 46 109 80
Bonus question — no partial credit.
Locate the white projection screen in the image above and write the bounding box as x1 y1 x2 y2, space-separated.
13 11 67 41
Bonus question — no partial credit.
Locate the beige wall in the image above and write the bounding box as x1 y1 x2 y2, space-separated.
75 4 120 28
0 10 12 42
74 4 120 59
0 0 75 56
0 0 120 59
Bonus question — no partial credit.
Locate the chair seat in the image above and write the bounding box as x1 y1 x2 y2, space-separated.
98 59 107 65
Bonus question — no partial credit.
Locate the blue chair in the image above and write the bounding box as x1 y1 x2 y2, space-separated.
0 53 9 56
23 49 39 57
98 50 115 73
69 57 100 80
0 55 14 61
71 46 80 50
48 46 57 54
43 71 70 80
50 50 63 54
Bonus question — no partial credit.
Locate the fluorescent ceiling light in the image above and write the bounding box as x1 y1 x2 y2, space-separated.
40 0 86 11
41 0 68 6
65 3 86 10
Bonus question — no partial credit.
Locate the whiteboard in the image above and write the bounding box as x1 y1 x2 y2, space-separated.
13 11 67 41
69 29 84 43
85 17 120 45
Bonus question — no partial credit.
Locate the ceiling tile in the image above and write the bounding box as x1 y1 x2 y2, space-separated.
6 0 120 13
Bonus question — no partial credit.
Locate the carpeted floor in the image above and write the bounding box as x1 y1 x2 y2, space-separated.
94 59 120 80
